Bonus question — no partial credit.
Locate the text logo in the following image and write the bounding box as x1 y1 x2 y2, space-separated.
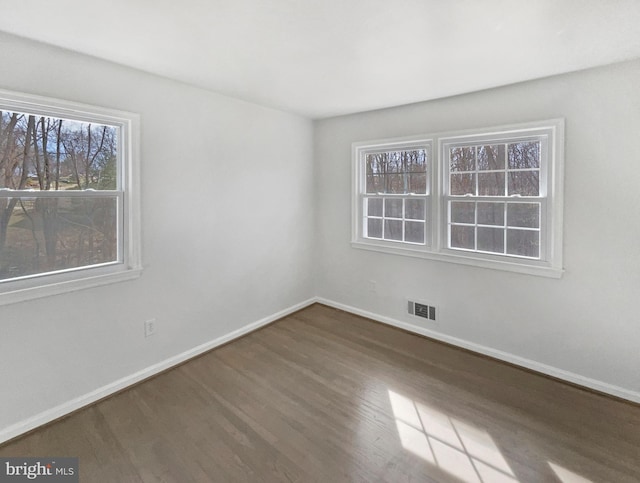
0 458 78 483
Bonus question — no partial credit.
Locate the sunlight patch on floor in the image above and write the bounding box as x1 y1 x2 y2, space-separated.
549 462 594 483
388 389 518 483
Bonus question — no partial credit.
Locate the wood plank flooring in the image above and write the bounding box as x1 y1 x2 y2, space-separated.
2 303 639 482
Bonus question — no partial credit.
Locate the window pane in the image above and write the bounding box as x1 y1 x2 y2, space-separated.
385 198 403 218
385 174 407 194
366 174 384 194
405 199 425 220
385 152 404 174
365 154 378 174
366 218 382 238
366 153 386 174
383 153 401 174
450 225 475 250
478 172 505 196
366 149 428 194
477 202 505 226
408 150 428 172
450 173 476 195
508 171 539 196
507 203 540 228
367 198 383 217
409 173 427 194
507 229 540 258
405 221 425 244
0 196 118 280
451 202 475 224
508 141 540 169
384 220 403 241
477 145 505 170
477 227 505 253
0 111 118 191
450 147 475 172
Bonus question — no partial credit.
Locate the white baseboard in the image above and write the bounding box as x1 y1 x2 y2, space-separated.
0 298 317 445
315 297 640 405
3 296 637 445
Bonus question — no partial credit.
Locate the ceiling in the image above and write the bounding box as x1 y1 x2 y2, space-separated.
1 0 639 119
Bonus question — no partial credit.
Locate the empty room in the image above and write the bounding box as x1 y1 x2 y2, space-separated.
0 1 639 482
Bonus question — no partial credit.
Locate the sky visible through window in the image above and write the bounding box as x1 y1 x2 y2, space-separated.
0 109 119 281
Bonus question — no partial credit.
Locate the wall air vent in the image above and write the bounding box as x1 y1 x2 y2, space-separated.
407 300 437 321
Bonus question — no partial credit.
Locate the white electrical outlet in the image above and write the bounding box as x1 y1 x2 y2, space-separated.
368 280 377 293
144 319 157 337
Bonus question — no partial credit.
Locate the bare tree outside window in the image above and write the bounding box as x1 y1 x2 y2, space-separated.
363 147 429 244
447 141 542 258
0 109 118 281
353 121 563 277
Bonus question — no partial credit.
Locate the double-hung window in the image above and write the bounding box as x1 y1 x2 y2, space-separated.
352 120 564 277
356 138 432 247
0 89 141 304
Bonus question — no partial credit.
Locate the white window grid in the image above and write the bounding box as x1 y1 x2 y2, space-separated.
355 139 433 248
363 194 428 245
447 139 542 197
446 199 543 259
442 134 549 261
351 120 563 278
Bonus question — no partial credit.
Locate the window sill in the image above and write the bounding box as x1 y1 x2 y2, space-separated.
0 266 143 306
351 240 563 279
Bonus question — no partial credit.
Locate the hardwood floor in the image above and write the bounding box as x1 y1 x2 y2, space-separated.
2 303 639 482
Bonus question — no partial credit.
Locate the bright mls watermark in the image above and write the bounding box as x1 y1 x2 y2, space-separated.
0 458 78 482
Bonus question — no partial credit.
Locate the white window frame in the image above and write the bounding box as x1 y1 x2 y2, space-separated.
352 120 564 278
352 135 433 254
0 88 141 305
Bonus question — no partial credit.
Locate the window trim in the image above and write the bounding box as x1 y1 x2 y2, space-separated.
352 120 564 278
0 88 141 305
352 135 433 253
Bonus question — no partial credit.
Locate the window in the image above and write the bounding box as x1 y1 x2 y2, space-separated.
0 89 141 304
357 138 431 246
352 120 564 277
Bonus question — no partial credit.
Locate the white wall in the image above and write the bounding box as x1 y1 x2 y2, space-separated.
1 31 639 442
0 32 315 435
314 59 640 400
